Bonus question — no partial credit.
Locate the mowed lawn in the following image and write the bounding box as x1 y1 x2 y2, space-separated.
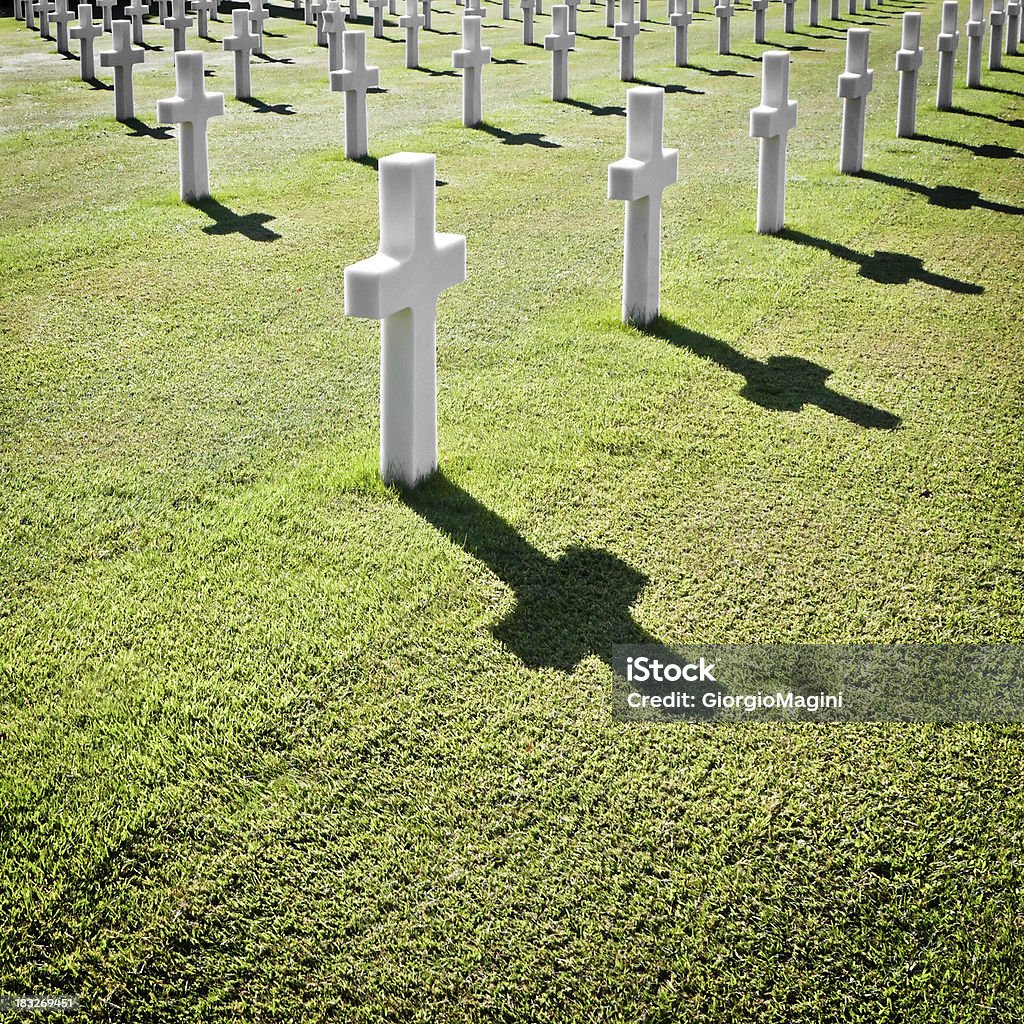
1 0 1023 1019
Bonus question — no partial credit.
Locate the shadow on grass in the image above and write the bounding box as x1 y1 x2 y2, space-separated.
687 63 755 78
949 105 1024 128
123 117 173 139
913 134 1022 161
401 474 660 671
86 77 114 91
559 97 626 116
238 96 297 114
646 317 901 430
474 122 560 147
632 77 705 95
190 197 281 241
778 227 985 294
857 169 1024 217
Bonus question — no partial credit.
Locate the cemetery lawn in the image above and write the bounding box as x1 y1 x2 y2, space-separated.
2 1 1023 1020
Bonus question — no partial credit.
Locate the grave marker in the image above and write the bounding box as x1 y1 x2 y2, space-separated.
70 4 102 79
313 0 328 45
838 28 873 174
100 21 144 121
715 0 734 54
330 29 379 157
669 0 691 66
94 0 114 31
544 5 574 100
965 0 984 85
749 51 797 234
50 0 74 55
606 0 615 29
752 0 767 43
565 0 580 29
164 0 194 52
399 0 424 67
368 0 386 36
521 0 535 42
344 153 467 488
988 0 1005 67
154 0 170 24
422 0 434 28
935 0 959 109
895 12 923 137
36 0 55 40
25 0 36 32
1007 0 1019 53
223 8 258 99
322 0 348 71
452 14 491 126
248 0 270 56
808 0 818 27
615 0 639 81
783 0 795 32
192 0 215 37
125 0 147 44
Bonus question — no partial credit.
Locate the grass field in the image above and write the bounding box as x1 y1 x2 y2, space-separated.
2 0 1023 1019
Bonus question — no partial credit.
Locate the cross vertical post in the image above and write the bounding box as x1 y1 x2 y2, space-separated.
752 0 767 43
248 0 269 55
783 0 796 32
94 0 114 30
99 20 145 121
322 1 348 71
521 0 535 43
715 0 734 54
838 28 873 174
124 0 147 44
70 4 102 79
669 0 691 65
544 6 574 100
330 29 379 157
399 0 424 68
1006 0 1019 52
965 0 985 85
750 51 797 234
368 0 386 36
223 9 258 99
452 15 492 126
895 12 923 137
936 1 959 109
615 0 639 81
50 0 74 56
165 0 194 51
988 0 1005 67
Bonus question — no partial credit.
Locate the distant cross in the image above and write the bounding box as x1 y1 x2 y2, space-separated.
155 0 170 24
607 85 678 326
829 0 838 19
1007 0 1020 54
303 0 315 25
210 0 221 21
614 0 639 81
782 0 795 32
223 8 258 99
669 0 691 66
564 0 580 28
398 0 424 67
313 0 328 44
935 0 959 110
466 0 486 15
330 29 379 158
349 0 358 17
35 0 55 39
14 0 24 22
989 0 1006 68
535 0 542 15
321 0 347 71
808 0 818 25
156 50 226 201
544 6 574 101
714 0 734 54
70 3 102 79
50 0 74 55
847 0 856 15
368 0 386 35
164 0 194 51
99 20 145 121
749 51 797 234
124 0 148 44
965 0 984 86
24 0 36 33
94 0 114 31
895 12 924 137
389 0 397 13
752 0 767 43
838 28 873 174
639 0 648 19
344 153 468 488
605 0 615 28
192 0 215 37
521 0 535 43
422 0 433 29
501 0 510 17
248 0 270 55
452 14 491 126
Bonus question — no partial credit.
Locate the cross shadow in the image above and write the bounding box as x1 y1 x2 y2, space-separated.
559 96 625 115
492 56 525 63
647 317 901 429
950 106 1024 129
352 154 379 170
632 77 705 94
975 83 1022 96
779 228 984 294
575 32 617 41
913 134 1022 161
139 41 165 50
762 40 823 50
401 474 660 671
474 122 561 147
857 169 1024 216
412 65 459 76
687 63 754 77
123 117 173 139
256 53 297 63
85 76 114 91
189 197 281 241
238 96 297 114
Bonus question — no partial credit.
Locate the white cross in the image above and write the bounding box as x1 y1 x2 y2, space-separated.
466 0 486 15
936 0 960 111
321 0 347 71
605 0 615 28
192 0 215 37
304 0 316 25
248 0 269 55
344 153 467 487
70 3 102 80
989 0 1006 68
50 0 74 55
782 0 796 32
544 6 574 101
164 0 194 52
452 14 491 126
614 0 639 82
313 0 328 45
669 0 691 66
348 0 358 17
749 51 797 234
520 0 535 43
714 0 734 55
155 0 170 24
751 0 767 44
563 0 579 28
35 0 54 40
24 0 36 33
838 28 873 173
368 0 386 36
965 0 985 87
124 0 147 44
398 0 424 68
501 0 510 18
608 86 678 326
330 29 379 158
389 0 398 14
99 20 145 121
895 12 924 137
156 50 226 201
1006 0 1020 53
421 0 433 28
223 8 258 99
94 0 114 31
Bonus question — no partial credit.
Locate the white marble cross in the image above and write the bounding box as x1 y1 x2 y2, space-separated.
501 0 510 17
608 86 678 326
809 0 819 26
313 0 328 45
368 0 386 35
715 0 734 55
24 0 36 32
669 0 691 66
164 0 194 51
544 6 574 101
399 0 424 68
154 0 171 24
989 0 1006 68
521 0 535 43
348 0 358 16
70 4 102 79
50 0 74 55
452 15 491 126
304 0 316 25
99 20 145 121
248 0 270 55
605 0 615 28
829 0 839 18
847 0 856 14
1007 0 1020 53
322 0 348 71
749 51 797 234
965 0 984 85
838 28 873 174
223 8 258 99
466 0 486 16
124 0 147 45
330 29 379 158
782 0 796 32
344 153 467 488
564 0 580 29
422 0 433 28
895 12 923 137
615 0 639 81
192 0 215 37
156 50 226 202
752 0 767 43
36 0 54 40
936 0 960 109
94 0 114 30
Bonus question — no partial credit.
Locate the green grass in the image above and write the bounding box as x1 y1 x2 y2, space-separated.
2 0 1023 1019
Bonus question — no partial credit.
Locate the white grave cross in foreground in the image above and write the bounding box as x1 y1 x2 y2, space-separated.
344 153 468 487
223 9 259 100
544 6 574 101
749 51 797 235
608 86 678 326
156 51 226 202
838 28 873 174
330 30 380 159
452 15 492 127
